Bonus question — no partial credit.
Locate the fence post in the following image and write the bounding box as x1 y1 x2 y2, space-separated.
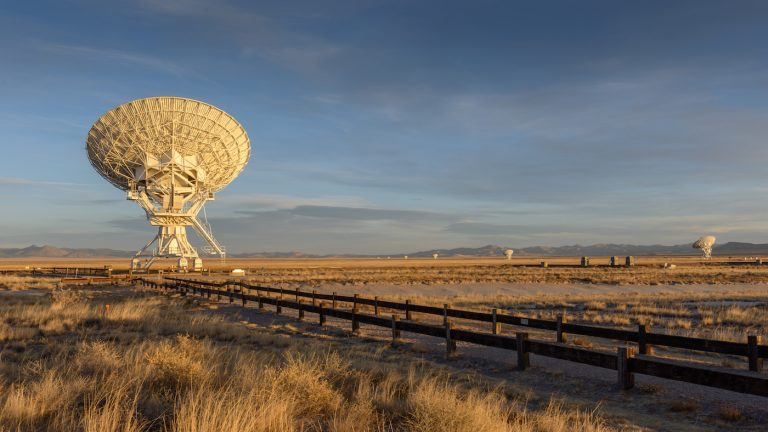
352 306 360 334
556 315 567 343
332 292 337 309
748 335 763 372
276 297 282 315
298 300 304 320
445 320 457 358
443 303 449 326
241 285 247 307
353 294 359 311
405 299 412 320
516 332 529 370
312 290 317 306
492 308 500 335
258 291 264 309
295 287 300 302
228 285 233 304
617 347 635 389
391 314 400 344
206 287 211 299
638 324 653 355
319 302 326 326
374 296 379 315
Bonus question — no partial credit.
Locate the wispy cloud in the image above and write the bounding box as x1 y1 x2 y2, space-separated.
33 42 188 78
217 194 367 209
0 177 84 187
136 0 344 75
281 205 458 222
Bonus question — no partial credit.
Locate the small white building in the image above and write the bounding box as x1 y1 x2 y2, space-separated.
230 268 246 276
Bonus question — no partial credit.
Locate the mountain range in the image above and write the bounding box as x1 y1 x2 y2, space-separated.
2 242 768 258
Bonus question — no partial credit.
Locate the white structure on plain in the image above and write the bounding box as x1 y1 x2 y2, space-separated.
433 253 439 260
86 97 250 271
692 235 716 259
504 249 514 260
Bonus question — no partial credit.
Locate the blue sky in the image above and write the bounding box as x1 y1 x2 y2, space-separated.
2 0 768 254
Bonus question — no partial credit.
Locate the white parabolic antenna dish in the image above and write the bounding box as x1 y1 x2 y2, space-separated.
87 97 249 192
692 235 716 259
86 97 250 270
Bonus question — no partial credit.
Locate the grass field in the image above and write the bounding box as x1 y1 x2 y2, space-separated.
0 281 613 432
4 255 768 285
1 259 768 431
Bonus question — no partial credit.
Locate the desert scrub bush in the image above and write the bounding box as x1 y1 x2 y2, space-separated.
667 399 698 412
717 404 743 422
0 275 59 291
404 378 512 432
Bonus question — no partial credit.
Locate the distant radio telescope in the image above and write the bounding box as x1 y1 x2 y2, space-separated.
692 236 716 259
86 97 250 270
433 253 439 260
505 249 514 260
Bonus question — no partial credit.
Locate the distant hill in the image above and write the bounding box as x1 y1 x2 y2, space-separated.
0 245 134 258
403 242 768 257
2 242 768 258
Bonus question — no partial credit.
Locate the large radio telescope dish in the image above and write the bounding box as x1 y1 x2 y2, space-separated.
86 97 250 270
692 235 716 259
87 97 249 192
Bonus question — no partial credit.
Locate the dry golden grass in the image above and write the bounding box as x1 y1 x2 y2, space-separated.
0 275 59 291
667 399 699 413
5 255 768 285
0 286 615 432
414 290 768 343
234 264 768 286
717 404 743 422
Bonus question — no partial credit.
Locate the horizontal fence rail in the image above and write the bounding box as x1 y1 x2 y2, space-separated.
161 276 768 362
137 277 768 398
29 267 113 277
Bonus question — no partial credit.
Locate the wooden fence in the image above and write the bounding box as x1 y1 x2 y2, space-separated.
137 277 768 397
161 277 768 368
32 267 112 277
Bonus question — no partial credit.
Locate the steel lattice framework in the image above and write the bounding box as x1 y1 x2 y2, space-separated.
86 97 250 270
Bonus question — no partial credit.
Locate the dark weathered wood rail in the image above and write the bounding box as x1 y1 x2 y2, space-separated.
162 276 768 362
31 267 112 277
138 277 768 398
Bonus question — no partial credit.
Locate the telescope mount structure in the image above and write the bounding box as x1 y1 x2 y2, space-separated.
86 97 250 271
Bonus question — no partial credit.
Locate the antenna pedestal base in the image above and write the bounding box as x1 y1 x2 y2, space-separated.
132 225 204 271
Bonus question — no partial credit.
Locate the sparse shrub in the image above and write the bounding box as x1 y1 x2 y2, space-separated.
668 399 698 412
404 378 513 432
144 335 210 401
584 301 607 311
718 404 743 421
0 275 59 291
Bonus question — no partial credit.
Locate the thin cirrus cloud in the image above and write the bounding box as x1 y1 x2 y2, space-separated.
32 42 189 78
0 177 85 187
216 194 368 209
244 205 459 223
